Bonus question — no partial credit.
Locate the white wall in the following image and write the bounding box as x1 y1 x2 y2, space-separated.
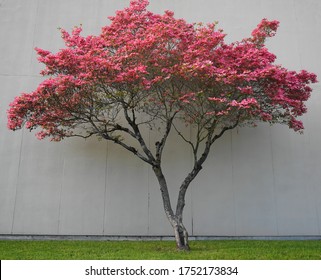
1 0 321 237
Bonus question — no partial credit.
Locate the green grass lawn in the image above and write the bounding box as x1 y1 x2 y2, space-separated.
0 240 320 260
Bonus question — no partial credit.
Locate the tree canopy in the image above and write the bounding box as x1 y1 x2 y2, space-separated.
8 0 316 144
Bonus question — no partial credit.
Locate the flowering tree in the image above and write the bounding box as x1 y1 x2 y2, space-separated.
7 0 317 250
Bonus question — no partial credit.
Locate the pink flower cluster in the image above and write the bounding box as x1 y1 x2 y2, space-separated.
7 0 317 140
251 18 279 45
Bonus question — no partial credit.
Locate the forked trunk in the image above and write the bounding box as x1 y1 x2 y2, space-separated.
153 166 191 250
174 222 190 251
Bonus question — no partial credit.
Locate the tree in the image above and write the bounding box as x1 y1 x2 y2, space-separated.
7 0 317 250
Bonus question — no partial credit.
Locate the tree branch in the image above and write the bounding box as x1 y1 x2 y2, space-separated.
122 105 157 165
155 113 176 164
175 119 240 220
102 132 154 165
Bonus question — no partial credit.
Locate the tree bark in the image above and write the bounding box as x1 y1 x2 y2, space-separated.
173 221 190 250
152 165 190 250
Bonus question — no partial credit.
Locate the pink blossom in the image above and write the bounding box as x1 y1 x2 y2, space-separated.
7 0 317 139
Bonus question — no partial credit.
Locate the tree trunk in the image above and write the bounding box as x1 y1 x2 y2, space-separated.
152 166 190 250
173 221 190 250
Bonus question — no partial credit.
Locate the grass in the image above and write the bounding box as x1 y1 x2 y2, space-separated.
0 240 320 260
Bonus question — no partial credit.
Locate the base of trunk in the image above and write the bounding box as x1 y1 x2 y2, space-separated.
174 224 190 251
176 244 190 251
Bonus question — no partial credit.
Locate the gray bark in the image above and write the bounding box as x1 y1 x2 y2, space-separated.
152 165 190 250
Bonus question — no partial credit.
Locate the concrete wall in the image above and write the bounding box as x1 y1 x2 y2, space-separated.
1 0 321 237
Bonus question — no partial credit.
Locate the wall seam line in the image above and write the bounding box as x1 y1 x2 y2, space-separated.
10 130 24 234
102 141 109 235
